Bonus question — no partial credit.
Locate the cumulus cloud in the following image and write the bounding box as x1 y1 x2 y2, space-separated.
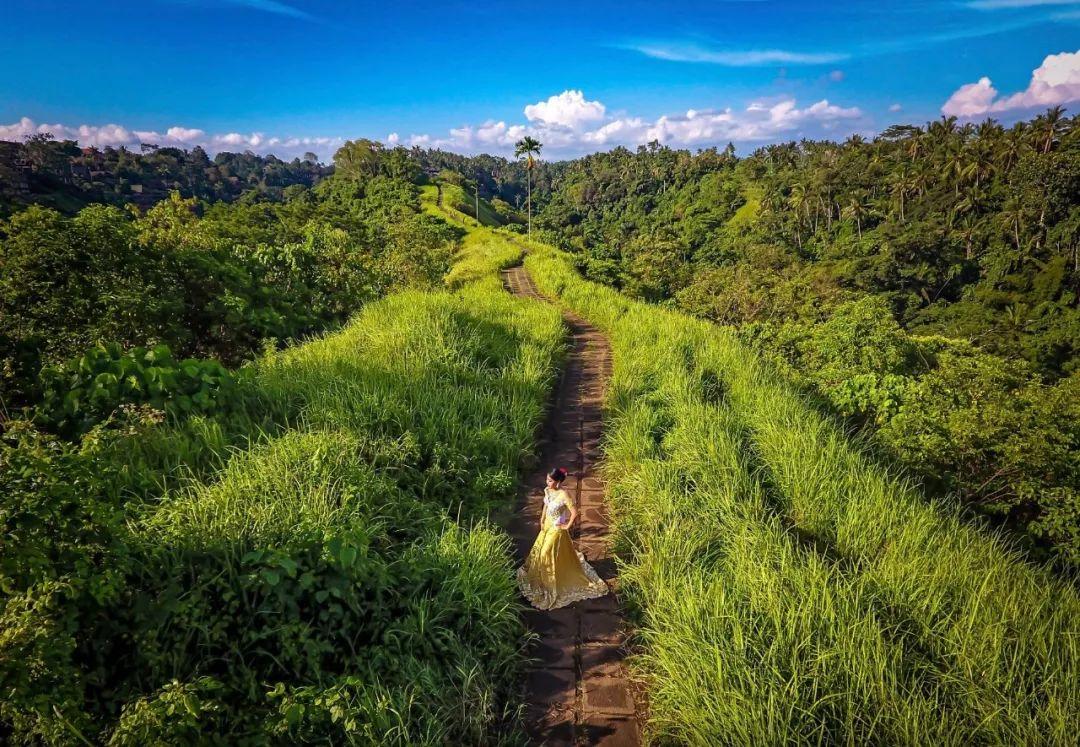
3 88 869 163
941 77 1000 116
0 116 346 160
400 89 865 157
164 126 206 142
0 117 141 149
942 49 1080 116
889 103 903 112
524 90 606 129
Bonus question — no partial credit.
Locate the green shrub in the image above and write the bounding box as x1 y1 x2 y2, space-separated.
36 343 243 438
106 678 228 747
0 179 457 412
0 418 134 595
527 241 1080 744
744 304 1080 563
879 347 1080 545
0 239 562 743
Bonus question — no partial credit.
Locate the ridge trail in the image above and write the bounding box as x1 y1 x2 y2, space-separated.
502 263 642 746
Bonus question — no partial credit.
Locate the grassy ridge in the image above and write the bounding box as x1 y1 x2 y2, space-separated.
0 217 563 743
130 282 563 743
522 240 1080 744
425 182 523 289
445 229 524 290
421 182 508 229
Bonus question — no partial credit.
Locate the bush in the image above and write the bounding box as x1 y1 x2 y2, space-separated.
879 347 1080 551
743 300 1080 564
0 180 456 412
36 343 244 438
0 257 563 743
527 242 1080 744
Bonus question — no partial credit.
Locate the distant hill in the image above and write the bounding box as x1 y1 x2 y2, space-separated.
0 135 332 216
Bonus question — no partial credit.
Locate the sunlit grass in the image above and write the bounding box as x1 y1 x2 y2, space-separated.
444 229 524 290
123 223 563 743
525 242 1080 745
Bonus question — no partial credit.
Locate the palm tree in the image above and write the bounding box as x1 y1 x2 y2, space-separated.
842 192 869 239
514 136 543 237
759 180 783 215
789 183 809 249
999 196 1027 255
1032 106 1066 154
889 167 913 222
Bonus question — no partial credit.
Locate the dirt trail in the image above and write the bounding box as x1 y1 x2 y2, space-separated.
502 264 641 746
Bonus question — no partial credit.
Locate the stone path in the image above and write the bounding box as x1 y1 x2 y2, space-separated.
502 264 641 746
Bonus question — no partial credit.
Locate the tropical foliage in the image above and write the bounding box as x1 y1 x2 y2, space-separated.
536 109 1080 567
0 191 562 742
0 134 332 216
408 147 563 211
0 160 458 414
526 237 1080 745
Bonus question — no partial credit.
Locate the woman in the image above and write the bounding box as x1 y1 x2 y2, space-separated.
517 467 608 610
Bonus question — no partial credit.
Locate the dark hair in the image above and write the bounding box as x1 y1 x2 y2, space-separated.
548 467 567 483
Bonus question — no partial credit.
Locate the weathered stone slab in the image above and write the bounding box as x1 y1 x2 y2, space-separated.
582 676 636 715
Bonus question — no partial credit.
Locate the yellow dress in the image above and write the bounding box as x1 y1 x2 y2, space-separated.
517 487 608 610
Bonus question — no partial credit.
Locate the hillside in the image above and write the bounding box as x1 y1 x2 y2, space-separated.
535 110 1080 570
515 228 1080 744
0 136 335 216
0 179 563 742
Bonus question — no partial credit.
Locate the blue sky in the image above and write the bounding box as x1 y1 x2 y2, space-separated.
2 0 1078 159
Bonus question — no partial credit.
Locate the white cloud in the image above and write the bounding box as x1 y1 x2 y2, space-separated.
524 90 606 129
617 97 862 149
164 126 206 142
889 103 903 112
941 77 1000 116
215 132 249 146
409 90 865 157
580 117 649 146
0 117 143 149
1 88 869 163
829 69 845 82
0 117 37 142
0 117 346 160
628 42 848 66
942 49 1080 116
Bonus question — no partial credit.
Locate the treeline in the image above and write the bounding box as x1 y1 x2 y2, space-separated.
536 108 1080 569
0 133 561 221
1 143 460 419
0 134 332 216
409 148 562 210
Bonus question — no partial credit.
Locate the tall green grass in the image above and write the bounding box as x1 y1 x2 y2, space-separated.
523 241 1080 744
421 182 506 228
444 229 524 290
0 216 564 743
130 271 563 742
